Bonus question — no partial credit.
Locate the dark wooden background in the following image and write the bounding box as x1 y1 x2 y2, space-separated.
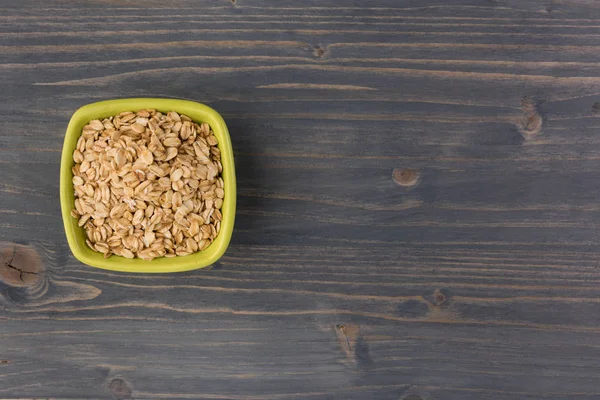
2 0 600 398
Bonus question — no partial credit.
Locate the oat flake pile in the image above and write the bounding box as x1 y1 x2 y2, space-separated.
70 109 224 261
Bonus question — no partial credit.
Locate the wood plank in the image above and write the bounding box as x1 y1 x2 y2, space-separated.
3 1 600 399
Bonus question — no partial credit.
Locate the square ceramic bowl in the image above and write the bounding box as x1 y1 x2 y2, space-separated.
60 98 236 273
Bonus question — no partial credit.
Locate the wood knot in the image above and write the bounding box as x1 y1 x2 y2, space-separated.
433 289 448 306
592 102 600 114
519 112 543 137
393 168 420 187
0 360 11 365
0 242 44 288
423 288 449 308
314 46 325 58
517 96 543 138
335 324 374 371
109 378 132 400
336 324 359 357
521 96 537 112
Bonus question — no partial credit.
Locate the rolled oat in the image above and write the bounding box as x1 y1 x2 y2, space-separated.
71 109 224 261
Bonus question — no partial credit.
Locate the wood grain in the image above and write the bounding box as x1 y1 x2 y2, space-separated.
3 0 600 398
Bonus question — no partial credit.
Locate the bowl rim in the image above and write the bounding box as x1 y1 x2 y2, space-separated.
60 98 236 273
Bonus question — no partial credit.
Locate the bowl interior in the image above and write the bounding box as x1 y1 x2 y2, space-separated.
60 98 236 273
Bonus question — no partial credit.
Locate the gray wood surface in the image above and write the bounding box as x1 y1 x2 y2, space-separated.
2 0 600 398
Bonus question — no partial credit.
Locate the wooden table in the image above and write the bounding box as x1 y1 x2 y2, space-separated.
2 1 600 399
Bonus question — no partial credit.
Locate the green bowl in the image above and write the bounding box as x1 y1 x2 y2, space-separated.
60 98 236 273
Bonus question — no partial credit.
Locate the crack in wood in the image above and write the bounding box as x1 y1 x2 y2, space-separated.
0 242 45 288
4 252 41 283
